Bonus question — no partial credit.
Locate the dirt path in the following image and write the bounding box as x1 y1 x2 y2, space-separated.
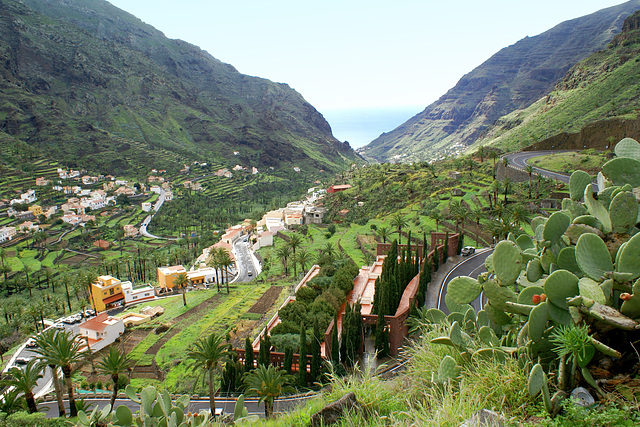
247 286 283 314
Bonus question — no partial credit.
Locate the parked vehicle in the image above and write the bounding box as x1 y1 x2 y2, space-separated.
25 338 38 349
15 357 32 365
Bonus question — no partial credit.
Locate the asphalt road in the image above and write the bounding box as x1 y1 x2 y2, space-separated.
503 151 574 184
231 237 260 284
437 248 493 314
38 393 315 418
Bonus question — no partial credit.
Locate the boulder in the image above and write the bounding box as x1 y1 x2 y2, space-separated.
309 392 358 426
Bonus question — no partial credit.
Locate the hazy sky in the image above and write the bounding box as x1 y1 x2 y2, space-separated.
107 0 626 113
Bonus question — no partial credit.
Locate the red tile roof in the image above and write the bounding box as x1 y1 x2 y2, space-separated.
103 293 124 304
79 313 109 332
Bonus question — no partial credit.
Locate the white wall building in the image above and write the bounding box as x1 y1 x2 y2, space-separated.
78 313 125 353
0 226 17 243
121 281 156 305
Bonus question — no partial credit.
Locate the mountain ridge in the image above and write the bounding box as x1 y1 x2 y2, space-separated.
0 0 359 177
361 0 640 163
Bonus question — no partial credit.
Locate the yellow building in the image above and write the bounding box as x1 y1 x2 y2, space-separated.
28 205 43 217
157 265 187 290
90 275 125 313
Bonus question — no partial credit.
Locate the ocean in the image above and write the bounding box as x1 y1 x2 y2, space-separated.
321 106 423 149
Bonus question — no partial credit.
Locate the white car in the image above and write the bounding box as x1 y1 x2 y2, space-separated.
461 246 476 257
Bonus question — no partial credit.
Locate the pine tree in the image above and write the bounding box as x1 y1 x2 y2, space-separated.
244 337 254 373
298 323 307 387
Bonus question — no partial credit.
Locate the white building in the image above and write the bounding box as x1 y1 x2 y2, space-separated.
121 281 156 305
0 226 17 243
78 313 125 353
10 190 37 206
141 202 152 212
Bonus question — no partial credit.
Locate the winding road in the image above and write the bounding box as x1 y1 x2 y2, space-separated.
437 248 493 314
503 150 574 184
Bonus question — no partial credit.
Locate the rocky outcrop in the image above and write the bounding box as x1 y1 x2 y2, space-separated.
309 392 359 426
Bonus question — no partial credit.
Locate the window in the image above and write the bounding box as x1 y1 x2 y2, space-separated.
109 288 114 295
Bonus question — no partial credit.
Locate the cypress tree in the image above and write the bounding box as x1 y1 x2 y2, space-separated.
457 232 465 255
257 334 271 367
310 324 322 383
244 337 254 372
433 246 439 271
283 346 293 374
331 316 340 363
443 232 449 263
298 323 307 387
374 311 389 358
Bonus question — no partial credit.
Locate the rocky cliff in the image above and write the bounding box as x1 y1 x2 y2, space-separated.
361 1 640 163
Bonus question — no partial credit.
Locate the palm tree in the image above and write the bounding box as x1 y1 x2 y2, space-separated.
218 251 233 293
391 213 408 245
295 248 311 278
287 234 302 277
174 272 189 306
322 242 336 260
376 226 390 243
275 246 291 277
244 365 294 418
206 249 221 292
186 332 230 417
33 329 86 417
1 360 43 413
489 151 499 179
502 177 512 203
428 210 443 232
96 346 131 408
524 164 535 199
448 200 466 233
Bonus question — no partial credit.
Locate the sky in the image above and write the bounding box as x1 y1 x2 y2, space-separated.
106 1 628 146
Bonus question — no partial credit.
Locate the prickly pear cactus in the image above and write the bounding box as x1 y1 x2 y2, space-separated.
569 170 592 201
492 240 523 286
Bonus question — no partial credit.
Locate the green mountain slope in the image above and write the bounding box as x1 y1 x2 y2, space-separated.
473 10 640 152
360 1 640 163
0 0 359 176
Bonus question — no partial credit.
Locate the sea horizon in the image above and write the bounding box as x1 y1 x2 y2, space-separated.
322 106 423 149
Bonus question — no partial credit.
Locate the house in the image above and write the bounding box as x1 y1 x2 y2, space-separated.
14 211 35 221
185 267 218 287
35 177 50 186
82 176 98 185
0 226 16 243
10 189 37 205
252 167 258 175
89 275 126 312
149 185 162 194
304 206 326 224
448 171 462 180
327 184 352 194
233 165 244 171
114 187 135 197
221 226 243 245
123 224 138 238
285 212 304 227
164 191 173 201
141 202 152 212
18 221 39 233
452 188 465 196
121 281 156 305
78 313 125 353
28 205 43 217
157 265 187 291
253 230 273 250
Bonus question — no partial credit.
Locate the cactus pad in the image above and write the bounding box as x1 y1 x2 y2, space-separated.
543 211 571 245
578 277 606 305
575 233 613 281
614 137 640 161
602 157 640 187
609 191 638 234
516 234 535 251
564 223 603 245
616 232 640 280
569 170 592 201
584 184 612 234
528 301 549 341
556 247 581 276
437 355 461 383
447 276 482 305
483 279 517 311
517 286 545 305
493 240 523 286
544 269 580 310
528 363 547 397
526 259 544 282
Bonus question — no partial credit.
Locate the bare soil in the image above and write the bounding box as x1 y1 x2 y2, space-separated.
247 285 283 314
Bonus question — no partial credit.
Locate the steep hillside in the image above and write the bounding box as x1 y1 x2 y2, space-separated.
0 0 359 177
473 10 640 152
360 1 640 163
